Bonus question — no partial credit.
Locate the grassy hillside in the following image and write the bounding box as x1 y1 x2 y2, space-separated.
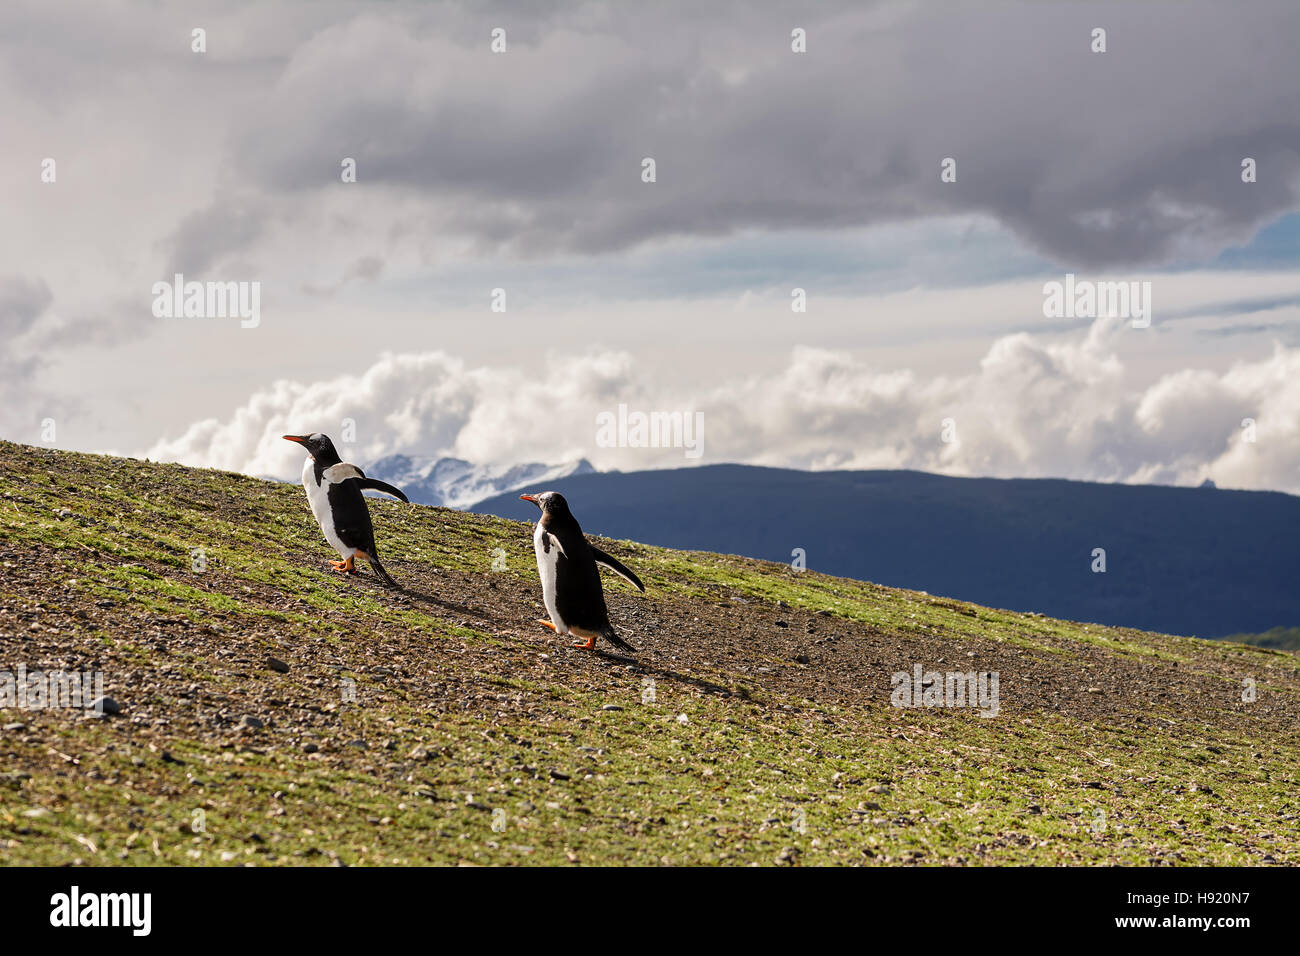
1 439 1298 866
1222 627 1300 652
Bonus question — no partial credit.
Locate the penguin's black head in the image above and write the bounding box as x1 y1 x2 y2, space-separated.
283 432 341 465
519 491 571 518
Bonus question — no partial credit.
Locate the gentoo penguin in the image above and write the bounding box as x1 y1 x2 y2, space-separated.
520 491 645 651
283 433 408 587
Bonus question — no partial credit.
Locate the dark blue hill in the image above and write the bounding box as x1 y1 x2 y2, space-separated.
470 465 1300 639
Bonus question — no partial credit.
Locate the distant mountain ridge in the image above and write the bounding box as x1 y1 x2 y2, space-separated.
365 453 596 508
469 463 1300 639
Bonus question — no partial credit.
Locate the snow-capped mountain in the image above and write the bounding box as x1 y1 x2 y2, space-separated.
364 454 597 509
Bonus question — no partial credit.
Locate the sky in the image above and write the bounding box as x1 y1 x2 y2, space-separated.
2 0 1298 492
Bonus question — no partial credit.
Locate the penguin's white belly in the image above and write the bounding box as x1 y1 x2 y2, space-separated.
302 457 352 559
533 523 566 633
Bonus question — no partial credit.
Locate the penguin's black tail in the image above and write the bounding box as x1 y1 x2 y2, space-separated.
603 629 635 653
367 552 400 589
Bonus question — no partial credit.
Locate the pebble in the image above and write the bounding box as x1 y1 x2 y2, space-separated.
90 696 122 716
238 716 264 731
266 657 290 674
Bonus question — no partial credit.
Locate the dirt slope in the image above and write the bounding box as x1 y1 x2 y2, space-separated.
1 440 1297 865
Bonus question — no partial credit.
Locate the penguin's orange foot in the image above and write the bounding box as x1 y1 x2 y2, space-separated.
572 636 597 650
537 619 557 633
330 555 357 573
329 559 347 570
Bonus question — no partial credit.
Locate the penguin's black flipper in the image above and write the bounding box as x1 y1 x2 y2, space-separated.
589 546 645 592
354 478 409 503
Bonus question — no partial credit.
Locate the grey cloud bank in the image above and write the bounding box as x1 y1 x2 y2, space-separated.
219 0 1300 266
12 1 1289 278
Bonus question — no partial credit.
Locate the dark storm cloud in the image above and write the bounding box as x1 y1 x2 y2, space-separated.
212 0 1300 266
0 276 149 360
163 198 269 276
0 277 54 435
0 276 53 335
0 273 167 439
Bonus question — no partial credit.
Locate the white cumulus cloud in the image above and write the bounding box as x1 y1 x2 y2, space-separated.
145 317 1300 496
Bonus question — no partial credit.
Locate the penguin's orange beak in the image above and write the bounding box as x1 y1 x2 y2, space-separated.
283 435 307 445
519 494 538 503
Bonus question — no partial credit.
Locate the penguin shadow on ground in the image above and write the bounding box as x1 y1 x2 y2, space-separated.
594 650 734 699
336 567 732 698
313 562 494 624
384 581 499 625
